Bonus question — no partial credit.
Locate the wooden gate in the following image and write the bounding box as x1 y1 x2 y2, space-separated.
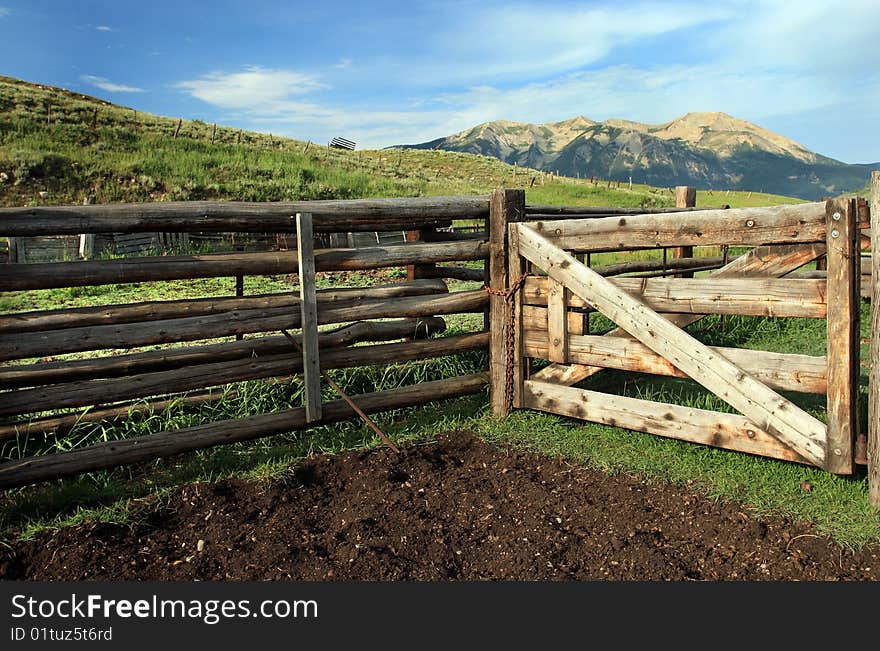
489 190 867 474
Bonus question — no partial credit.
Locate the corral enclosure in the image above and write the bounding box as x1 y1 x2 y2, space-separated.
0 186 878 509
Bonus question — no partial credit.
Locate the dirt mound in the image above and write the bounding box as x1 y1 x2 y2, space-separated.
2 431 878 581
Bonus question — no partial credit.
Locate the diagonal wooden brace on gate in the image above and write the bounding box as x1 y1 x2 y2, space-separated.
512 222 828 468
531 240 830 387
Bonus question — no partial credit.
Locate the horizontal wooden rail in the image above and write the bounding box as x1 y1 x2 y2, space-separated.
0 390 232 441
0 373 490 490
522 381 807 464
0 317 447 390
591 256 724 277
523 276 826 318
525 205 713 216
0 331 489 417
0 196 490 236
0 290 487 361
528 202 837 252
0 240 489 291
0 279 447 334
416 265 485 283
523 331 827 394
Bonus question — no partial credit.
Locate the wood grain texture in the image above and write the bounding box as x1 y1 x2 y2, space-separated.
824 199 859 474
0 196 491 236
523 381 808 464
0 332 489 418
488 189 525 415
507 216 527 409
515 222 826 466
672 186 697 276
0 279 448 334
523 276 826 318
297 213 322 422
523 331 827 394
0 240 489 291
529 202 828 252
0 290 486 361
547 277 568 363
0 318 447 390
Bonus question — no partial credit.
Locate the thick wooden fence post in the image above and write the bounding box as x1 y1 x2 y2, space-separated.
825 198 859 475
673 186 697 277
296 212 321 422
489 189 525 415
869 172 880 506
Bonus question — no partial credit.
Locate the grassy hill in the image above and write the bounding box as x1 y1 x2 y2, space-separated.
0 76 801 211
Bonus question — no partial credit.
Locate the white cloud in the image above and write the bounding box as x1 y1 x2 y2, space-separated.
176 66 326 110
95 25 112 32
415 2 734 83
0 7 10 18
80 75 144 93
170 1 880 159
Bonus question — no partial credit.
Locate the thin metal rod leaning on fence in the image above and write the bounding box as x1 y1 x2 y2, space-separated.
280 329 399 453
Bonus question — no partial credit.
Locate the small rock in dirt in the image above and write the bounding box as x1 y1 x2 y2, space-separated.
197 539 205 552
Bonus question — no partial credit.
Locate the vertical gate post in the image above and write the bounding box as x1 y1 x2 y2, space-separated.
297 212 322 422
825 198 859 475
489 189 525 415
672 186 697 277
869 172 880 506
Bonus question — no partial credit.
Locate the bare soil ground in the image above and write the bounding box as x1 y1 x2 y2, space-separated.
2 431 878 581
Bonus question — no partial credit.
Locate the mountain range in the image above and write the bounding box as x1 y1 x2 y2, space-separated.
400 112 876 200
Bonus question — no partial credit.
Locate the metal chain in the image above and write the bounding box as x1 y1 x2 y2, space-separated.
485 273 531 412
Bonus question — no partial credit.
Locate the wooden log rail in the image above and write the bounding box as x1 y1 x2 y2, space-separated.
0 278 448 334
522 276 827 318
527 202 863 252
0 289 487 361
590 255 724 277
0 240 490 291
0 196 490 236
0 319 448 438
524 205 715 216
0 331 489 418
0 317 448 390
0 373 490 490
522 330 827 394
523 381 806 464
0 390 232 441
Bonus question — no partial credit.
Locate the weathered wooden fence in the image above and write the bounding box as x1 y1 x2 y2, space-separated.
487 188 878 505
0 196 493 488
0 189 877 508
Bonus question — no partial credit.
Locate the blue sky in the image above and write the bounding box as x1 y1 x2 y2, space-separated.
1 0 878 162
